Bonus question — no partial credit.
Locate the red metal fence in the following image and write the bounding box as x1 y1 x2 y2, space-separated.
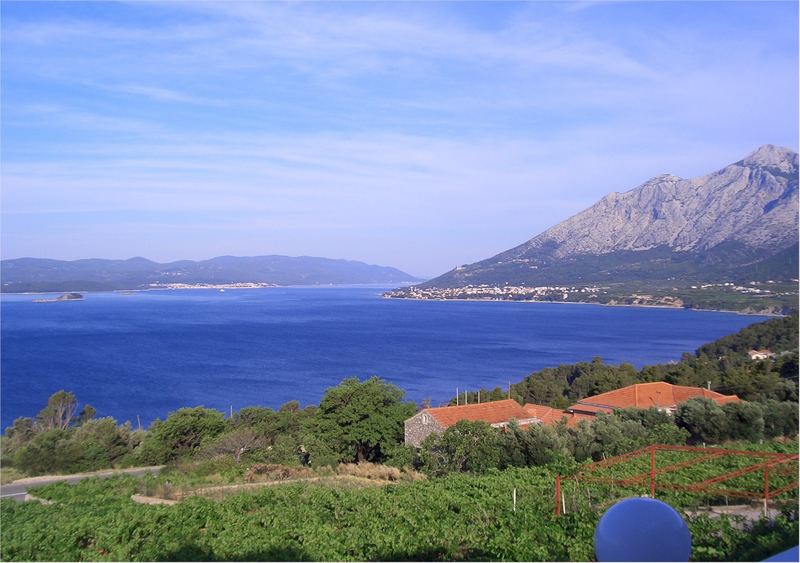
555 444 799 516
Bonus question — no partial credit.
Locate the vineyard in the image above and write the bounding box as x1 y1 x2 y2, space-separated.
2 454 797 562
557 444 799 517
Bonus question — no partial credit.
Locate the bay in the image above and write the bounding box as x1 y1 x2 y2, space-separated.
0 286 767 429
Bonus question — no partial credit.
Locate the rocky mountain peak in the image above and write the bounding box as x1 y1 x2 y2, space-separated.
419 145 799 289
742 144 798 170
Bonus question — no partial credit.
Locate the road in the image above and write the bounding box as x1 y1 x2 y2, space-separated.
0 466 164 502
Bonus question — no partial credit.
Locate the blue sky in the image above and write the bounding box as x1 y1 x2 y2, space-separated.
2 1 797 278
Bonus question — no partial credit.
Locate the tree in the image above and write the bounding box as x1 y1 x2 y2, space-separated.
77 404 97 425
72 417 133 470
3 417 36 449
614 407 672 429
722 402 764 442
761 400 799 438
13 429 81 475
590 414 649 458
420 420 501 476
36 390 78 430
674 398 728 444
207 428 266 463
137 407 226 463
311 377 415 463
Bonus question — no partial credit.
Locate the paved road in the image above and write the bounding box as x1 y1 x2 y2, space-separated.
0 466 163 502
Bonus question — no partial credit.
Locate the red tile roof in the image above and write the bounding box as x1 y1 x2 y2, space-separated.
568 403 614 415
568 382 740 413
522 404 594 427
424 399 531 428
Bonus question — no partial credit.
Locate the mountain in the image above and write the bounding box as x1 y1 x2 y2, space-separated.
422 145 799 288
0 255 420 292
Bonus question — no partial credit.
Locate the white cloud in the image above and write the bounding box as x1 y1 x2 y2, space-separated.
1 1 796 273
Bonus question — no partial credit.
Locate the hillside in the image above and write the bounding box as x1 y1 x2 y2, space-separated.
422 145 798 288
0 255 419 293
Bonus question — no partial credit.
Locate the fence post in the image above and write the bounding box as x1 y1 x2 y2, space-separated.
650 444 656 498
555 475 561 516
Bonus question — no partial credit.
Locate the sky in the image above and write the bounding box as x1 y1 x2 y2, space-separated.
1 1 798 278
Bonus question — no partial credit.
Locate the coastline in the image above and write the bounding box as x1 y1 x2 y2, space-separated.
1 287 782 316
0 282 406 297
381 295 782 317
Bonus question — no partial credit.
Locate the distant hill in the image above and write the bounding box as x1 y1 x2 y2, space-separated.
422 145 799 288
0 255 420 292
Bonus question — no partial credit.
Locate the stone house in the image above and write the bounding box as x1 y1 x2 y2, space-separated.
405 399 561 447
404 382 741 447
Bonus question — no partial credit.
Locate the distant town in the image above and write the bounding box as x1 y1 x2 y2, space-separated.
384 280 798 312
147 282 276 290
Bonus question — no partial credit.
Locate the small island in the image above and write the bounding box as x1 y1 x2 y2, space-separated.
33 293 84 303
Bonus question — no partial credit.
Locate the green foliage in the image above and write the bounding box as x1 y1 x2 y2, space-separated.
510 314 799 406
675 398 729 444
137 407 226 464
2 465 796 562
12 429 81 475
310 377 416 463
36 390 78 431
722 402 765 442
420 420 502 476
10 418 139 475
2 417 36 454
500 422 571 468
698 313 798 359
689 514 799 562
762 400 799 438
382 443 419 469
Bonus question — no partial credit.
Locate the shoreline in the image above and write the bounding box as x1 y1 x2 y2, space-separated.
381 295 782 317
0 282 409 296
1 287 782 316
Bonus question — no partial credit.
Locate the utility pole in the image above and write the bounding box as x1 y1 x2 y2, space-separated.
478 390 481 404
508 381 511 399
707 381 711 390
136 415 142 432
465 390 468 405
456 387 459 406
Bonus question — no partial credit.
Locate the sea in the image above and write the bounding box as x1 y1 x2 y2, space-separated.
0 286 768 430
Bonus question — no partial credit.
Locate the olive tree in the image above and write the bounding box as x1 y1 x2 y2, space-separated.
310 377 416 463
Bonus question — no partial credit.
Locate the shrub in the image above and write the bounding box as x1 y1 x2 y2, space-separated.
675 398 728 444
336 462 402 482
420 420 501 476
136 407 226 464
244 463 314 482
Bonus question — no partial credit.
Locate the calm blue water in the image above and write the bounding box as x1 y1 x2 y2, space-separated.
0 286 767 429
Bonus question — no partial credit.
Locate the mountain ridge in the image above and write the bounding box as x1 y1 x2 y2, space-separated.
420 144 798 289
1 255 420 293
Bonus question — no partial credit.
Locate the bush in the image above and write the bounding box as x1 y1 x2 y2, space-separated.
762 400 799 438
336 462 402 481
675 398 728 444
723 402 765 442
244 463 314 482
136 407 226 464
420 420 501 476
382 443 419 469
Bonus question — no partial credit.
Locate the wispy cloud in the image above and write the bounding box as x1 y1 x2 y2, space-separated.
1 1 797 273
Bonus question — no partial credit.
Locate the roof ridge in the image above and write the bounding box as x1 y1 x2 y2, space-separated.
424 398 521 412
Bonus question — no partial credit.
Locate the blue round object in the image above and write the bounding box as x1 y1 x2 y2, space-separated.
595 497 692 562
